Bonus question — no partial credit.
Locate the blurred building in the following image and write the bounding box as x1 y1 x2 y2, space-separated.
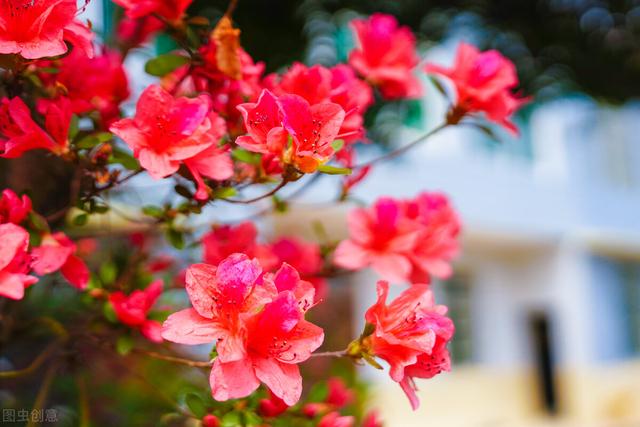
278 87 640 426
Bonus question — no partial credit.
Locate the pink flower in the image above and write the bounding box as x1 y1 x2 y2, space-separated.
325 377 354 408
362 411 383 427
335 193 461 284
112 0 192 22
209 290 323 405
116 15 163 48
0 189 32 225
31 232 90 290
258 390 289 417
182 112 234 200
318 412 355 427
38 48 129 126
403 192 461 283
236 89 345 173
269 237 326 301
161 254 273 362
334 197 419 283
109 279 164 342
0 96 72 158
0 223 38 300
348 14 421 100
424 42 527 134
0 0 93 59
202 222 276 269
110 85 232 186
162 254 324 406
266 63 372 143
365 281 454 410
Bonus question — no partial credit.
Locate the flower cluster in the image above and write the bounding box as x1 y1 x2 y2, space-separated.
0 190 89 299
335 192 461 284
162 253 324 405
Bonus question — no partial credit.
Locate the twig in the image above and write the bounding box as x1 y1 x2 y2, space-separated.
76 374 91 427
134 348 212 368
26 361 60 427
309 350 347 358
225 0 239 16
353 122 449 170
0 341 60 379
220 179 289 204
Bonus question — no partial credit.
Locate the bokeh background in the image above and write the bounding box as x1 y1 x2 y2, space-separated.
3 1 640 426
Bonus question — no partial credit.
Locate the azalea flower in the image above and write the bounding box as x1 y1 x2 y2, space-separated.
116 15 163 48
258 390 289 417
403 192 461 283
0 96 73 158
0 223 38 300
112 0 192 22
348 13 421 99
38 48 130 126
162 254 324 406
109 85 232 190
424 42 527 134
333 197 419 283
31 232 90 290
109 280 164 342
209 290 323 405
269 236 327 301
364 281 454 410
318 412 355 427
0 189 32 225
202 221 276 268
0 0 93 59
334 193 460 284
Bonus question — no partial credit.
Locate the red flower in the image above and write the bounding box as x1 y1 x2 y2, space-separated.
334 197 419 283
202 221 276 268
425 42 528 134
39 48 129 126
269 237 326 301
0 96 73 158
403 192 461 283
365 281 454 410
162 254 324 406
31 232 90 290
325 377 354 408
258 390 289 417
318 412 355 427
113 0 192 22
109 280 164 342
0 223 38 300
116 15 163 48
0 189 32 225
349 14 421 100
334 193 460 284
0 0 93 59
109 85 232 188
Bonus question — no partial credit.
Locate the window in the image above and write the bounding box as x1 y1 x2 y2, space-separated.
434 273 474 364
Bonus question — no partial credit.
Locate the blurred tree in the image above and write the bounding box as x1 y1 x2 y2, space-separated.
192 0 640 103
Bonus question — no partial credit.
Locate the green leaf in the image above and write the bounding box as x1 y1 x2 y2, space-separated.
243 412 262 427
72 213 88 226
166 228 185 249
185 393 207 418
76 132 112 149
68 115 80 140
92 204 109 214
103 302 117 323
174 185 193 199
142 205 164 218
307 382 328 402
317 165 352 175
109 148 139 170
116 335 134 356
221 411 241 427
144 53 190 77
331 139 345 152
99 261 118 284
231 149 261 165
212 187 237 199
429 76 449 98
471 122 501 143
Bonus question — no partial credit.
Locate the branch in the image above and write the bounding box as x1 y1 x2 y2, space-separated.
220 179 289 204
309 350 347 358
134 349 212 368
353 122 449 170
0 341 60 379
26 361 60 427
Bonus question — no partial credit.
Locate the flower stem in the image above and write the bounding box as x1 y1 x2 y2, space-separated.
135 349 212 368
353 122 449 170
309 350 347 358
